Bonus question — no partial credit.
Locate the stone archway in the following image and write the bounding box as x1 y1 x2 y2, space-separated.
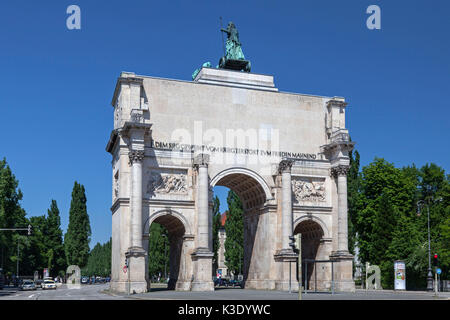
211 168 271 289
144 209 192 290
294 217 332 291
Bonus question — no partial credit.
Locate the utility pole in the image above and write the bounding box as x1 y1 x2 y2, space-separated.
417 197 442 291
17 238 19 279
295 233 302 300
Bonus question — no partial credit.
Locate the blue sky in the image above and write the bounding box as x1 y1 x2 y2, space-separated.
0 1 448 247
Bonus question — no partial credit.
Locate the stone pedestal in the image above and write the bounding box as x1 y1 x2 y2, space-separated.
125 247 148 294
274 250 299 291
191 249 214 291
330 251 355 292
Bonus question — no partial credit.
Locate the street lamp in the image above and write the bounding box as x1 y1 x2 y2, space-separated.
162 234 167 280
417 197 442 292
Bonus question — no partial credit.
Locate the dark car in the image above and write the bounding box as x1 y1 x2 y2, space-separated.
214 278 229 287
35 279 44 289
228 279 244 288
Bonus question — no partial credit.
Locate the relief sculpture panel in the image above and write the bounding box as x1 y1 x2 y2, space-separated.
147 171 188 196
292 177 326 203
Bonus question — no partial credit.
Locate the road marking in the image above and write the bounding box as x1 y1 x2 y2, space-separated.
28 294 35 298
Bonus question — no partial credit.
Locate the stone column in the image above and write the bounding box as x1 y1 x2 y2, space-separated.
125 149 147 294
280 159 294 251
274 160 298 291
191 154 214 291
330 164 355 292
197 163 209 250
331 165 349 254
129 150 145 248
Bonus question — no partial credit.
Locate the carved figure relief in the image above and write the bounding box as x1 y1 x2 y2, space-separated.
147 172 187 195
113 171 119 199
292 177 326 203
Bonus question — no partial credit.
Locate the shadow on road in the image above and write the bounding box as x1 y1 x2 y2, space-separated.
0 287 20 297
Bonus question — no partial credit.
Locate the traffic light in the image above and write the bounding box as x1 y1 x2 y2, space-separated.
433 254 439 267
27 224 32 236
289 236 298 253
125 257 129 267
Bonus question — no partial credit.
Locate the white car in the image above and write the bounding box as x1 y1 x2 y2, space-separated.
42 280 57 290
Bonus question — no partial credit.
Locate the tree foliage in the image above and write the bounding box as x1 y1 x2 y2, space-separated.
224 190 244 276
148 223 169 279
64 181 91 268
354 158 449 289
0 158 27 275
83 238 111 277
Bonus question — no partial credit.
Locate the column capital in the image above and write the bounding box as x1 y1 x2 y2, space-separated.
193 153 210 169
331 165 349 178
278 159 293 174
128 150 145 165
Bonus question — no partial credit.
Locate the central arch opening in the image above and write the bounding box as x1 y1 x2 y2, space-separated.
147 212 186 290
294 219 330 291
212 169 269 289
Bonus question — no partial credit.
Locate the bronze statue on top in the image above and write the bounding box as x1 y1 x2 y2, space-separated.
219 21 251 72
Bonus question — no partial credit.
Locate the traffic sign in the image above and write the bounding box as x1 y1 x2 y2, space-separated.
123 266 128 273
436 268 441 275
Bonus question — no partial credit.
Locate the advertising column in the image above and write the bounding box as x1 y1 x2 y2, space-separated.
394 260 406 290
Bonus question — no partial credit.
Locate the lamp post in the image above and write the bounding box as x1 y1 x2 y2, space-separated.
162 234 167 280
417 198 442 292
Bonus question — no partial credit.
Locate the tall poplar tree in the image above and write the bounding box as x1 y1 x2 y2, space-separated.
46 200 66 275
224 190 244 276
64 182 91 268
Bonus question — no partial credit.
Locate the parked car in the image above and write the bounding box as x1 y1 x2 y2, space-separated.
42 279 57 290
34 279 44 289
228 279 244 288
20 280 36 291
96 277 105 283
81 277 89 284
214 278 229 287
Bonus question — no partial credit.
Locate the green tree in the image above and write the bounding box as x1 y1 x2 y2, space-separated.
355 158 417 288
417 164 449 280
25 215 48 273
148 223 169 280
84 238 111 277
224 190 244 276
212 196 221 273
45 200 66 275
64 182 91 268
0 158 27 275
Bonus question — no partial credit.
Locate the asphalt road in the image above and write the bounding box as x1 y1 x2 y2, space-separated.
0 284 449 300
0 283 121 300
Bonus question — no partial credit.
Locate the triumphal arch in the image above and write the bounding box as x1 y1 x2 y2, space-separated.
106 23 355 294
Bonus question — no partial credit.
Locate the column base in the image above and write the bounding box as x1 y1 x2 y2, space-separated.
191 248 214 291
125 246 148 294
175 281 192 291
330 251 355 293
274 250 299 292
244 279 276 290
